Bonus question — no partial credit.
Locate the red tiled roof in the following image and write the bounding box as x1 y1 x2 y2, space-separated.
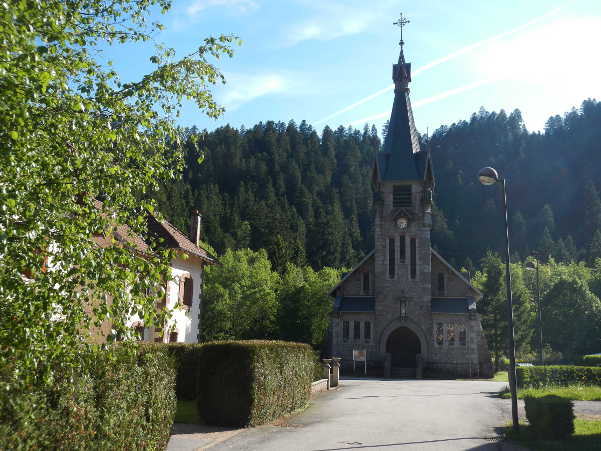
92 199 216 264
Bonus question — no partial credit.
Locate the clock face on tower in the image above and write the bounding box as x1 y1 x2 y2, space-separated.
396 217 408 229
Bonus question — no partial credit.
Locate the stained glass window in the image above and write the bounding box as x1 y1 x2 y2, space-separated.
447 323 455 346
436 322 444 346
459 324 467 346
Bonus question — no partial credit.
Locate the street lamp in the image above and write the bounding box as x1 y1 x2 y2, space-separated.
525 258 543 365
478 166 519 431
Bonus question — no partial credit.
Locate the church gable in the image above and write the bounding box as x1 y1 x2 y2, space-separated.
431 248 481 300
329 252 375 298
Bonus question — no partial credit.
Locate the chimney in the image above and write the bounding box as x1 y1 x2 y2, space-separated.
190 209 202 247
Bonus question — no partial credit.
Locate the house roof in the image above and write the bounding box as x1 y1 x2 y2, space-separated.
335 296 375 312
431 297 476 314
92 199 216 264
147 214 216 263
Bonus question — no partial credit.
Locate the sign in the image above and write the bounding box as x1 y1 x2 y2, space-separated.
353 349 367 374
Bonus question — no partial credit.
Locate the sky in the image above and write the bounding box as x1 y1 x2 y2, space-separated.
107 0 601 135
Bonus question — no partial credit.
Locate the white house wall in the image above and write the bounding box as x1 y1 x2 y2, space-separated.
165 255 203 343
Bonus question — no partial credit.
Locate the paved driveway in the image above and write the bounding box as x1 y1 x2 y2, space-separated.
208 378 512 451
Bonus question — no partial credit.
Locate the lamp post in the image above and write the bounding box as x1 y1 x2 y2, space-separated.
525 258 543 365
478 166 519 431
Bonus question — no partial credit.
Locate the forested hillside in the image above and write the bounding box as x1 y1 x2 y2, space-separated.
156 98 601 271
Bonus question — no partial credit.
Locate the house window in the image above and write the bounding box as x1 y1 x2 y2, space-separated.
179 275 193 307
399 235 406 263
435 322 444 346
437 273 445 295
135 325 145 341
388 238 395 278
459 324 467 346
447 323 455 346
364 321 371 341
343 321 349 342
353 321 361 340
393 185 412 208
183 277 193 307
362 271 370 294
169 331 178 343
410 238 417 279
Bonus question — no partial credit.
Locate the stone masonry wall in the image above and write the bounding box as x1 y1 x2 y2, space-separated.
374 180 432 360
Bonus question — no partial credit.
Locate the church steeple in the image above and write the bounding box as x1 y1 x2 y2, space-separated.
375 13 424 183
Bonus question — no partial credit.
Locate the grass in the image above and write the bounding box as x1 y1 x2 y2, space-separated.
499 384 601 401
505 419 601 451
492 371 509 382
174 399 202 424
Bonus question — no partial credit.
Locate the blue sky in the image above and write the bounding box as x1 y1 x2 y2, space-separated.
108 0 601 135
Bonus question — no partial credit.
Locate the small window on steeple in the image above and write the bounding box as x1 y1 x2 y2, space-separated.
393 185 412 208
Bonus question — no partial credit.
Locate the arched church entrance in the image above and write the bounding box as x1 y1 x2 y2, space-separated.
386 327 421 368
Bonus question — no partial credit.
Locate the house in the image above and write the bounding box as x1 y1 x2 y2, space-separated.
327 36 492 378
92 204 216 343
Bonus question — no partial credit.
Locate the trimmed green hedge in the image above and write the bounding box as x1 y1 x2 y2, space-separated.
524 395 575 439
197 340 314 427
517 365 601 388
582 354 601 367
0 345 176 450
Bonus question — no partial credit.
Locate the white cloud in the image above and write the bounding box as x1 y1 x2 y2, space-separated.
284 1 392 46
220 73 288 110
186 0 257 17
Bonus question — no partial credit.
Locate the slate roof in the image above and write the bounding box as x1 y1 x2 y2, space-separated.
431 298 476 314
374 44 433 184
335 296 375 312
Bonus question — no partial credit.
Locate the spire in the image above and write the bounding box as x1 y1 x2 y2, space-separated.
377 13 421 182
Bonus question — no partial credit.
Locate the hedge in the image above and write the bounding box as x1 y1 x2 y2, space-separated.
197 340 314 427
0 345 176 450
582 354 601 367
517 365 601 388
524 395 575 439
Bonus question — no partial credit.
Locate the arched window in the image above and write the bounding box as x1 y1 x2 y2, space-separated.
437 273 445 295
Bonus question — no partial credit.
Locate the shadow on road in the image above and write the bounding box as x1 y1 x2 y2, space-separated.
313 436 503 450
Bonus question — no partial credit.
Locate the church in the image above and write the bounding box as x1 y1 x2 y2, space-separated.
328 28 491 378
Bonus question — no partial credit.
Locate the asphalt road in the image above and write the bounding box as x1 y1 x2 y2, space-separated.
209 378 514 451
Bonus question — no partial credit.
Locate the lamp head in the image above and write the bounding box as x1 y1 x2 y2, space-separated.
478 167 500 186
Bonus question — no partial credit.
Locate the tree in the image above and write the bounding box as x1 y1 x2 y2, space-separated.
542 278 601 358
587 230 601 264
200 249 280 341
1 0 238 378
278 265 341 347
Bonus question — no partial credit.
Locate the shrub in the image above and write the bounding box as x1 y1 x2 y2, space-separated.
524 395 575 439
197 340 314 427
517 365 601 388
582 354 601 367
0 345 176 450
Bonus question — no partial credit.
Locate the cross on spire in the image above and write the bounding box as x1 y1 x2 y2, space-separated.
393 13 410 47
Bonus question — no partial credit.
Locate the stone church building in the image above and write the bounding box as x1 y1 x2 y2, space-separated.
328 39 491 378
